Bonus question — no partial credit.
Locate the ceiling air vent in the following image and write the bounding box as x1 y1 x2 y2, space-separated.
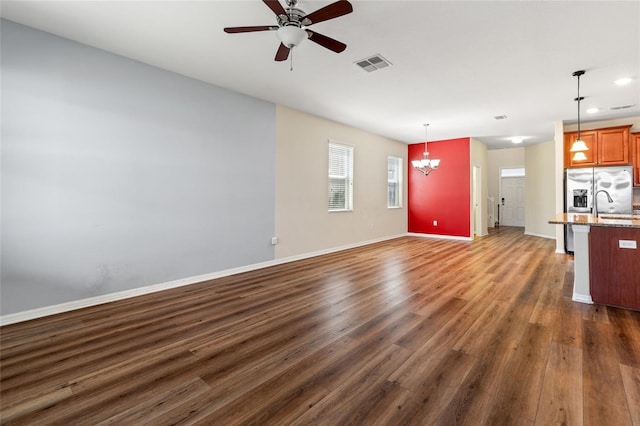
355 54 392 72
610 104 636 110
494 115 508 120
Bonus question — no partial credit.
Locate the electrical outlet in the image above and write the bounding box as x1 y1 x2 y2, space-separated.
618 240 637 249
271 237 279 245
433 220 438 226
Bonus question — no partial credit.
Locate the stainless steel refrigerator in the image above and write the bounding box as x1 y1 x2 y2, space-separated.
564 166 633 253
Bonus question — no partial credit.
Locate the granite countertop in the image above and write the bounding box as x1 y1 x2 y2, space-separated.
549 213 640 228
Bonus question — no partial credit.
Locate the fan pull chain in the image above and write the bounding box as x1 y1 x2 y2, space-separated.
290 48 294 71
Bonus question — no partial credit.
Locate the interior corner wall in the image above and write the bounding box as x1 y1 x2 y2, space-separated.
554 120 566 252
470 138 489 237
525 140 556 238
274 106 408 259
1 20 276 315
487 147 525 225
408 138 471 237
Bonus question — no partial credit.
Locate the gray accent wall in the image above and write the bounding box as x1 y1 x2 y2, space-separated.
1 20 276 315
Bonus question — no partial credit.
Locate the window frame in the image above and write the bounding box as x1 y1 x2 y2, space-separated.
387 156 403 208
328 141 354 212
500 167 525 177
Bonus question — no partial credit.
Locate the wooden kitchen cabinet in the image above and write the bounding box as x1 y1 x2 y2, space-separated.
590 226 640 310
598 126 630 165
564 125 631 168
633 132 640 186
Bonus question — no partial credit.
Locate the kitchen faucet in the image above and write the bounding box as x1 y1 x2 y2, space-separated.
593 189 614 218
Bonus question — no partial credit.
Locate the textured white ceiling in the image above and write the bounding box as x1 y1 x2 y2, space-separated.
2 0 639 148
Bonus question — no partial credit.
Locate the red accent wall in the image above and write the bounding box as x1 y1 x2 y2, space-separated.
408 137 470 237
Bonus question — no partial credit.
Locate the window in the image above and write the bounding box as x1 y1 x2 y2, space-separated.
501 167 525 177
387 156 403 208
328 141 353 211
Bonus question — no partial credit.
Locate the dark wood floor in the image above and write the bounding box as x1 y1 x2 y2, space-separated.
1 227 639 425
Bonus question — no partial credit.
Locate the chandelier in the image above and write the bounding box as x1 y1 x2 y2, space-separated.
412 123 440 175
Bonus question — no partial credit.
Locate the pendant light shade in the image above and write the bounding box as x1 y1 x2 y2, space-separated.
570 70 588 158
570 139 589 152
572 151 588 161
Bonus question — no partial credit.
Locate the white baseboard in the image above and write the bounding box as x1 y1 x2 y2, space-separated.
0 233 406 326
406 232 473 242
572 293 594 304
524 231 556 240
555 249 568 254
274 233 407 264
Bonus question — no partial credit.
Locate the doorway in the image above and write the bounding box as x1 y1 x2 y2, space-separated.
500 174 525 227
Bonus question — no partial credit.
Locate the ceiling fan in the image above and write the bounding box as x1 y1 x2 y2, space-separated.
224 0 353 62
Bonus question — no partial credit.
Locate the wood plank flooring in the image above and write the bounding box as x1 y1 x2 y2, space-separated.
2 227 639 425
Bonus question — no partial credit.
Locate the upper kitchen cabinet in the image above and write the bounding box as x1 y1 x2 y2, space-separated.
564 125 631 168
598 126 630 165
633 132 640 186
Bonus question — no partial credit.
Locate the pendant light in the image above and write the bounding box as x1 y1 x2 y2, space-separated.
412 123 440 175
570 70 588 161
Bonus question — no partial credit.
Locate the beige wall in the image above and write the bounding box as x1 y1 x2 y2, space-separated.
275 106 407 258
487 144 557 238
470 138 489 236
524 141 556 238
487 147 525 226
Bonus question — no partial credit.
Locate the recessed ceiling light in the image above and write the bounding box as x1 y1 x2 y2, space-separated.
511 137 524 144
614 77 633 86
494 115 507 120
586 107 599 114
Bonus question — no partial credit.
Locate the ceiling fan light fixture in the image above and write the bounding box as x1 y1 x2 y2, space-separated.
224 1 353 64
277 25 307 48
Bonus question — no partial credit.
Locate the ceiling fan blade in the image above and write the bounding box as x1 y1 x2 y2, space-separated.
302 0 353 25
263 0 287 17
306 30 346 53
224 26 278 34
275 43 290 61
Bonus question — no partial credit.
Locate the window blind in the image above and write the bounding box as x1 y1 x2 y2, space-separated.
328 142 353 211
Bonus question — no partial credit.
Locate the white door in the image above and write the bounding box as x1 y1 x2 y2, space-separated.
501 177 525 226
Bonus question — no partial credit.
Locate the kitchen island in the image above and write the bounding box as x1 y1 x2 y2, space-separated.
549 213 640 310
